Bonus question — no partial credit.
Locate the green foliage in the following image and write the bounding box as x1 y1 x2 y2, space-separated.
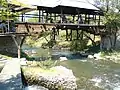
70 38 88 51
0 0 19 21
26 31 56 48
58 41 71 48
27 18 38 22
94 0 120 49
95 0 120 31
104 12 120 32
36 60 58 70
0 0 7 7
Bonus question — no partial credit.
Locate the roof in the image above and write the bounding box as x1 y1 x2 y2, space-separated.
7 0 102 15
7 0 37 13
32 0 99 11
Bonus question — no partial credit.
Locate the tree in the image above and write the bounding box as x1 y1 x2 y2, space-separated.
0 0 19 21
94 0 120 50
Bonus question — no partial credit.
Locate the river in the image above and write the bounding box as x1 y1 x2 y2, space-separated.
22 45 120 90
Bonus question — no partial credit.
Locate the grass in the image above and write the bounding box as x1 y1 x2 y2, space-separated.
0 54 12 60
22 66 58 75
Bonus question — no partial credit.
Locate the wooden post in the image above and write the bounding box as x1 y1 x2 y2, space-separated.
98 15 100 25
18 45 21 59
70 29 72 41
76 30 79 40
11 35 26 59
95 14 96 25
39 10 41 22
60 8 63 23
42 10 44 23
85 14 87 24
73 15 75 23
57 29 59 35
52 28 56 40
21 14 24 22
66 29 68 41
46 13 48 23
88 15 90 24
54 14 56 22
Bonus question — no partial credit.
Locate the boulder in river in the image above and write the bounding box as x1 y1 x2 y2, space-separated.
22 66 77 90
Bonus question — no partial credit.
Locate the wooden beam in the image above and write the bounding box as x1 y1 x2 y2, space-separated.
20 36 26 47
25 23 30 33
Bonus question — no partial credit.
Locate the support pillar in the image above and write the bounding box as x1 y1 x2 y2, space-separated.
18 45 21 59
39 10 41 22
70 29 72 41
98 15 100 25
51 28 56 40
11 35 26 58
66 29 68 41
76 30 79 40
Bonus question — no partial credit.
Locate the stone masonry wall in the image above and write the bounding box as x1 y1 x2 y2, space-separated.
0 36 21 54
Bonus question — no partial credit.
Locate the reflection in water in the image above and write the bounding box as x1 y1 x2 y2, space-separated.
22 45 120 90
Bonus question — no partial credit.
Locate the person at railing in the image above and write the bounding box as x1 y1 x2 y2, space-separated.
0 20 7 33
61 14 67 23
10 20 16 32
77 14 83 24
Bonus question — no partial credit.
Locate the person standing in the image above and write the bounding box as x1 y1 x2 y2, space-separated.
0 20 7 33
10 20 16 32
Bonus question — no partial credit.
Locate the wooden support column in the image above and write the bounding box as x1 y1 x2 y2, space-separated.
60 8 63 23
88 15 90 24
54 14 56 22
95 15 96 25
18 45 21 59
38 10 41 22
57 29 59 35
46 13 48 23
52 28 56 40
98 15 100 25
66 29 68 41
21 14 24 22
76 30 79 40
80 31 83 40
42 10 44 23
11 35 26 58
85 14 87 24
70 29 72 41
72 15 75 23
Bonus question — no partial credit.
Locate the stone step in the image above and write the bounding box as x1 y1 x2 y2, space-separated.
0 58 23 90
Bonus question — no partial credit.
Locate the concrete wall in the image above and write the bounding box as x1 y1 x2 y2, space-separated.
0 36 21 55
